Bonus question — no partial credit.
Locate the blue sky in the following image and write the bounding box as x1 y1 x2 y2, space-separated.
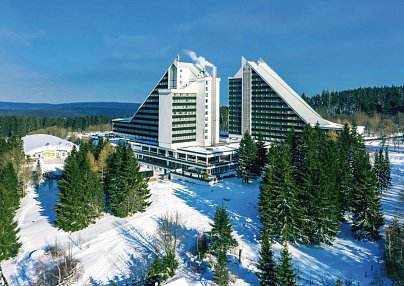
0 0 403 105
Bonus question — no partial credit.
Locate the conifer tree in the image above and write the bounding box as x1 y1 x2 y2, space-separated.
55 146 104 231
0 162 21 208
351 152 384 241
237 130 257 183
105 142 151 217
256 228 277 286
383 147 392 191
275 240 296 286
0 185 21 260
209 205 238 254
33 160 42 186
214 250 230 286
337 124 355 216
259 143 301 242
299 125 340 244
254 133 267 176
374 148 384 193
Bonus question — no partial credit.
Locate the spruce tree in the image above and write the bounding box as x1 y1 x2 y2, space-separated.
214 250 230 286
351 152 384 241
299 125 340 244
254 133 267 176
237 130 257 183
275 240 296 286
106 142 151 217
337 123 355 216
259 143 301 242
33 160 42 186
256 228 277 286
0 185 21 260
383 148 392 191
209 205 238 254
374 148 385 193
0 162 21 209
55 146 104 232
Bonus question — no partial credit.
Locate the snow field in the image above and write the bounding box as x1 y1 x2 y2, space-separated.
3 143 403 285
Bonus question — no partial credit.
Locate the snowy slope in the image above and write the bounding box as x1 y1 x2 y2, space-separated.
3 142 403 285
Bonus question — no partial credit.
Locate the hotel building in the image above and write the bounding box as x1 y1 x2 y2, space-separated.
229 57 341 141
113 56 238 176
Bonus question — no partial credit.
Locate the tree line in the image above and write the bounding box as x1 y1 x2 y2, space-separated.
302 86 404 136
302 86 404 116
55 138 151 232
237 124 392 285
0 115 113 138
0 137 26 262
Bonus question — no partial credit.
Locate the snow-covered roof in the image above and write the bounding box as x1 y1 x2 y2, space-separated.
112 117 132 123
22 134 77 155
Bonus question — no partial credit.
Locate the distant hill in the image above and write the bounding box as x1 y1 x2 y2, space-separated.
0 101 140 117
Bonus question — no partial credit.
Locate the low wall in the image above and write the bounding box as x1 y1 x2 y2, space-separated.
170 173 217 186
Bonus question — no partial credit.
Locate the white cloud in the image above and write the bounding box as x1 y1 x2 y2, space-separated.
0 27 45 46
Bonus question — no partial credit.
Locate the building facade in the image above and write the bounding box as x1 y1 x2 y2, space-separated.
229 57 341 141
113 56 238 176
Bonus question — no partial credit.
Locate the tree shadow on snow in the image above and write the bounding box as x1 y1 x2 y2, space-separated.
171 179 261 246
35 178 60 225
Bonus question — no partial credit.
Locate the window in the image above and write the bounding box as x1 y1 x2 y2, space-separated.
205 99 208 103
205 111 208 115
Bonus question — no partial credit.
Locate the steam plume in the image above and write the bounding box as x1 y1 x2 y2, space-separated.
183 49 214 68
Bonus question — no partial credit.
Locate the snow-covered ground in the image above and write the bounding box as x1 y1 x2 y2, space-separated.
2 142 403 285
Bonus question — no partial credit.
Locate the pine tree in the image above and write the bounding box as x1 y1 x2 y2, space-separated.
275 240 296 286
214 250 230 286
0 185 21 260
256 228 277 286
237 130 257 183
254 133 267 176
209 205 238 254
351 152 384 241
106 142 151 217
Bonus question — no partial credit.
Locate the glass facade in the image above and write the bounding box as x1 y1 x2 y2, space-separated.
229 67 306 141
228 78 242 135
113 71 169 142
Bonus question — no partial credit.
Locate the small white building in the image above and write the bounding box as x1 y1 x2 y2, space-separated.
22 134 77 160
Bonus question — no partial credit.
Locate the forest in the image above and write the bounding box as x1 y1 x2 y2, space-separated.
0 115 113 138
302 86 404 135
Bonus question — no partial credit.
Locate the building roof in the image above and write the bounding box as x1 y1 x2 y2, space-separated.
234 57 342 130
22 134 76 154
